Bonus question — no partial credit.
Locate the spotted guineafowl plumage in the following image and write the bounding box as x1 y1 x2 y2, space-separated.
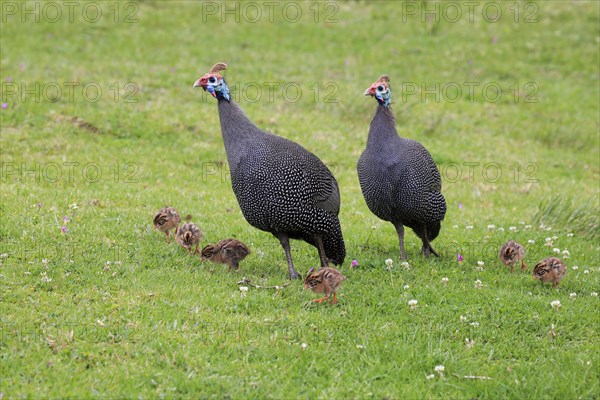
194 63 345 279
358 75 446 258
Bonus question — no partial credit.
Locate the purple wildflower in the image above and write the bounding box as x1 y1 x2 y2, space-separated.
61 226 69 233
457 253 464 262
458 203 463 210
1 103 7 109
351 260 359 268
62 216 69 223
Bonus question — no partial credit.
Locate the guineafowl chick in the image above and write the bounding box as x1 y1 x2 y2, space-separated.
200 238 250 272
358 75 446 259
193 63 345 279
153 207 181 242
304 267 346 304
533 257 567 288
176 222 203 255
499 240 527 273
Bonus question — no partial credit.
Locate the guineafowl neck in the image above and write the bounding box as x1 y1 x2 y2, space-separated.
366 105 400 148
217 99 261 155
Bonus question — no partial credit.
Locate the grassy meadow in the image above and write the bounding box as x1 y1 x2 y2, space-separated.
1 0 599 398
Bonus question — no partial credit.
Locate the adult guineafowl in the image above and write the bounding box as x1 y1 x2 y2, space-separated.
193 62 345 279
358 75 446 259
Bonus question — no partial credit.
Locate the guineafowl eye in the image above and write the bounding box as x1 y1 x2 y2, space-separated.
208 76 217 83
377 85 384 91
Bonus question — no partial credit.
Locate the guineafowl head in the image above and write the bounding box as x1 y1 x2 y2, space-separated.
364 75 391 107
193 62 230 101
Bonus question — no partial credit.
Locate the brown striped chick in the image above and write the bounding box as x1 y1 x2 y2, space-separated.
153 207 181 242
200 238 250 272
499 240 527 273
533 257 567 288
176 222 203 255
304 267 346 304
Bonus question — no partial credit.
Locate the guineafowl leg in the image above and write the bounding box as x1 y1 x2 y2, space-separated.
277 234 301 280
394 223 407 260
315 235 329 268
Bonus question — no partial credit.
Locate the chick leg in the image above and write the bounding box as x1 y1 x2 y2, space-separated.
394 223 407 260
330 292 338 304
277 233 300 280
313 295 330 303
315 235 329 268
521 260 527 272
164 231 170 243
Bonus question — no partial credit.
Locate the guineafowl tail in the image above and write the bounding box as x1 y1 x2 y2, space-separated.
323 223 346 266
426 221 441 242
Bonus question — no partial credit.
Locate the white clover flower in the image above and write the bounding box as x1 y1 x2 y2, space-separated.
400 261 410 270
552 235 558 240
408 300 418 310
403 284 410 290
474 279 483 289
434 365 445 376
476 266 484 272
528 239 535 244
569 293 577 299
551 300 561 310
572 265 578 270
487 224 496 230
465 338 475 348
509 226 517 232
356 344 365 349
426 374 435 380
441 277 449 284
452 225 459 228
301 343 308 350
460 315 467 323
539 223 546 229
584 270 590 274
497 227 505 232
553 248 561 254
70 203 78 210
470 322 480 327
546 227 552 231
371 225 377 230
40 272 52 283
477 261 485 266
239 286 249 292
466 225 474 230
562 249 570 258
545 237 552 242
591 292 598 297
42 258 48 266
567 233 574 237
525 225 532 229
385 259 394 268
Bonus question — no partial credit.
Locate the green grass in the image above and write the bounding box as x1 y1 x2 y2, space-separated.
1 1 599 398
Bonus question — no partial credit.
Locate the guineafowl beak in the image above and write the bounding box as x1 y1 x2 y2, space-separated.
364 86 375 96
193 79 203 88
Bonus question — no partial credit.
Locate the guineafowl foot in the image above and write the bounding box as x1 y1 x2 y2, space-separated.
422 245 439 258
